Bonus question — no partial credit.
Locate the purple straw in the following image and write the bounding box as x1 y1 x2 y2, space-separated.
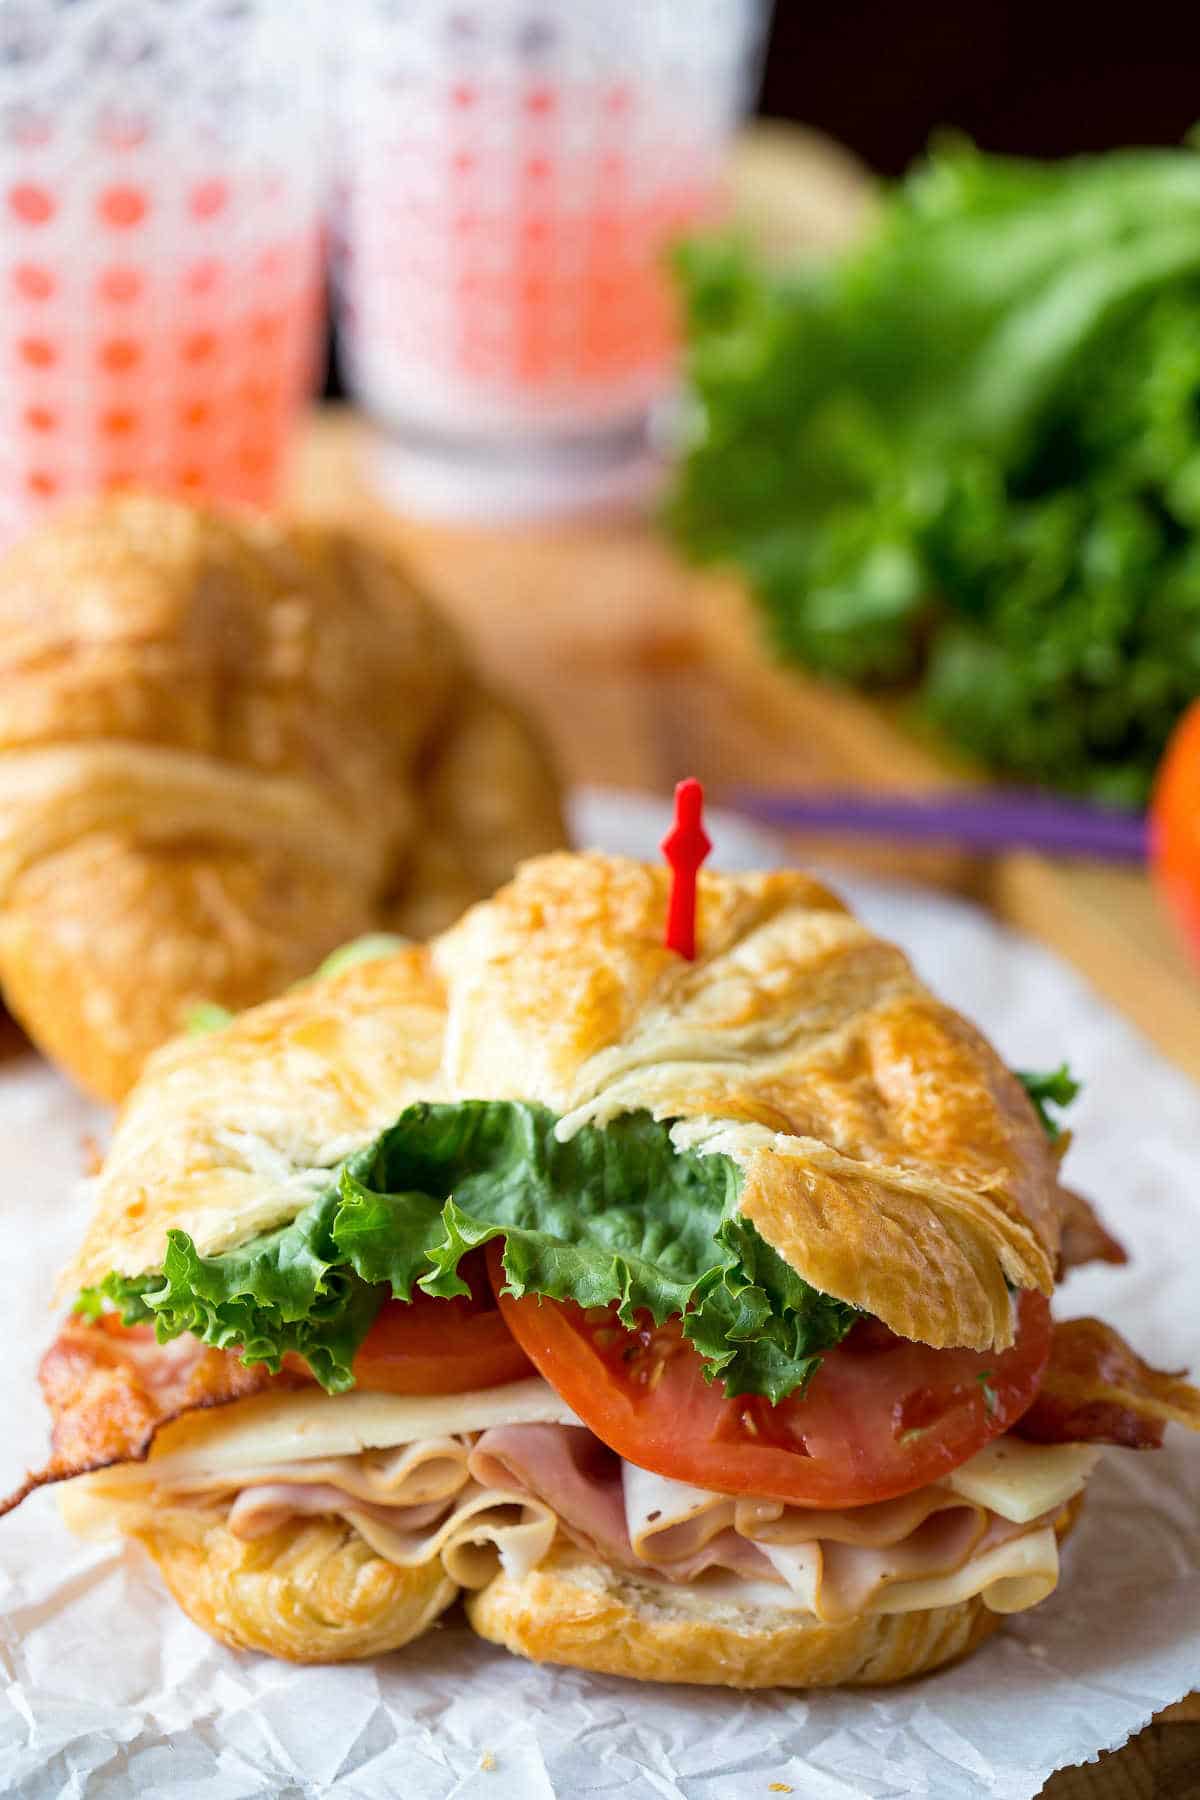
732 788 1149 863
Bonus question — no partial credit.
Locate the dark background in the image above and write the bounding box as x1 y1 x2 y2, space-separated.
324 5 1200 396
760 1 1199 173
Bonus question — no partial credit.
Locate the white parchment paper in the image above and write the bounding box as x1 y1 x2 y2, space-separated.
1 788 1197 1799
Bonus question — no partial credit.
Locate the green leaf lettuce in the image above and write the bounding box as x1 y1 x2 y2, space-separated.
668 140 1200 805
1016 1064 1081 1140
87 1103 856 1403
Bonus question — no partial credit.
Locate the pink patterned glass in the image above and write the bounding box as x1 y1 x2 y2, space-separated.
0 0 325 547
333 0 771 517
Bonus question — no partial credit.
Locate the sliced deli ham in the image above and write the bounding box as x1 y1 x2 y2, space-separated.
64 1410 1088 1622
227 1477 559 1588
471 1426 773 1582
468 1425 631 1568
1016 1317 1200 1449
618 1458 1067 1621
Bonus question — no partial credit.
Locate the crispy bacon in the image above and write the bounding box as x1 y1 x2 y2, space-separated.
1016 1317 1200 1449
1 1315 311 1516
1056 1187 1127 1276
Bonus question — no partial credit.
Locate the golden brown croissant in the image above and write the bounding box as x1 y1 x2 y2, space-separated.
0 495 565 1101
137 1512 459 1664
64 852 1059 1352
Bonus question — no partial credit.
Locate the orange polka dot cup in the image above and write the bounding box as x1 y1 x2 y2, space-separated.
0 0 325 546
332 0 771 519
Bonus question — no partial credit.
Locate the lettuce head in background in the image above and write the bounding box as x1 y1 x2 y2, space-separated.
668 136 1200 808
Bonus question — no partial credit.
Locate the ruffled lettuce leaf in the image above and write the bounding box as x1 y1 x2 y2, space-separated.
668 142 1200 806
1016 1064 1081 1140
85 1102 855 1402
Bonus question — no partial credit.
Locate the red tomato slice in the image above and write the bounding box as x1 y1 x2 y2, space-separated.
353 1249 534 1395
1151 697 1200 961
486 1242 1052 1506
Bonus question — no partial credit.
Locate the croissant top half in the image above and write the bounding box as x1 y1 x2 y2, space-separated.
64 853 1063 1355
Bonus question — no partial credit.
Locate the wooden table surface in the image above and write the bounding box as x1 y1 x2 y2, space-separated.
288 408 1199 1797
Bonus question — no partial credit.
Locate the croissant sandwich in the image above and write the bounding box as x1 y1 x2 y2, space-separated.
0 493 564 1102
5 853 1198 1685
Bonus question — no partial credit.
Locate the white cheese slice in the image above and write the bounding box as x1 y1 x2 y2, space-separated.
121 1379 580 1484
620 1436 1098 1544
945 1437 1100 1524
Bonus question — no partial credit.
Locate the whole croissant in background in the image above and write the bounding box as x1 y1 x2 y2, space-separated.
0 494 566 1101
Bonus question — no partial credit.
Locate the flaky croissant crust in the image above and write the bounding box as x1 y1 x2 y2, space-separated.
135 1507 457 1664
466 1545 1003 1688
64 853 1062 1352
0 494 564 1101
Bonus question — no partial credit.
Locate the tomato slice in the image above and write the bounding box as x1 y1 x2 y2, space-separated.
486 1243 1052 1506
353 1249 534 1395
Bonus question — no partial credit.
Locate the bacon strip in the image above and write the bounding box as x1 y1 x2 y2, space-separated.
0 1316 310 1517
1056 1187 1127 1275
1016 1317 1200 1449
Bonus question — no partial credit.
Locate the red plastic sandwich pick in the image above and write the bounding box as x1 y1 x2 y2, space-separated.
661 777 712 960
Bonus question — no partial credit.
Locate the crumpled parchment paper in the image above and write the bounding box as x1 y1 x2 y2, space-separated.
1 789 1197 1800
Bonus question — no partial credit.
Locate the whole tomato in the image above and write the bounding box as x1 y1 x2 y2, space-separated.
1151 700 1200 960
